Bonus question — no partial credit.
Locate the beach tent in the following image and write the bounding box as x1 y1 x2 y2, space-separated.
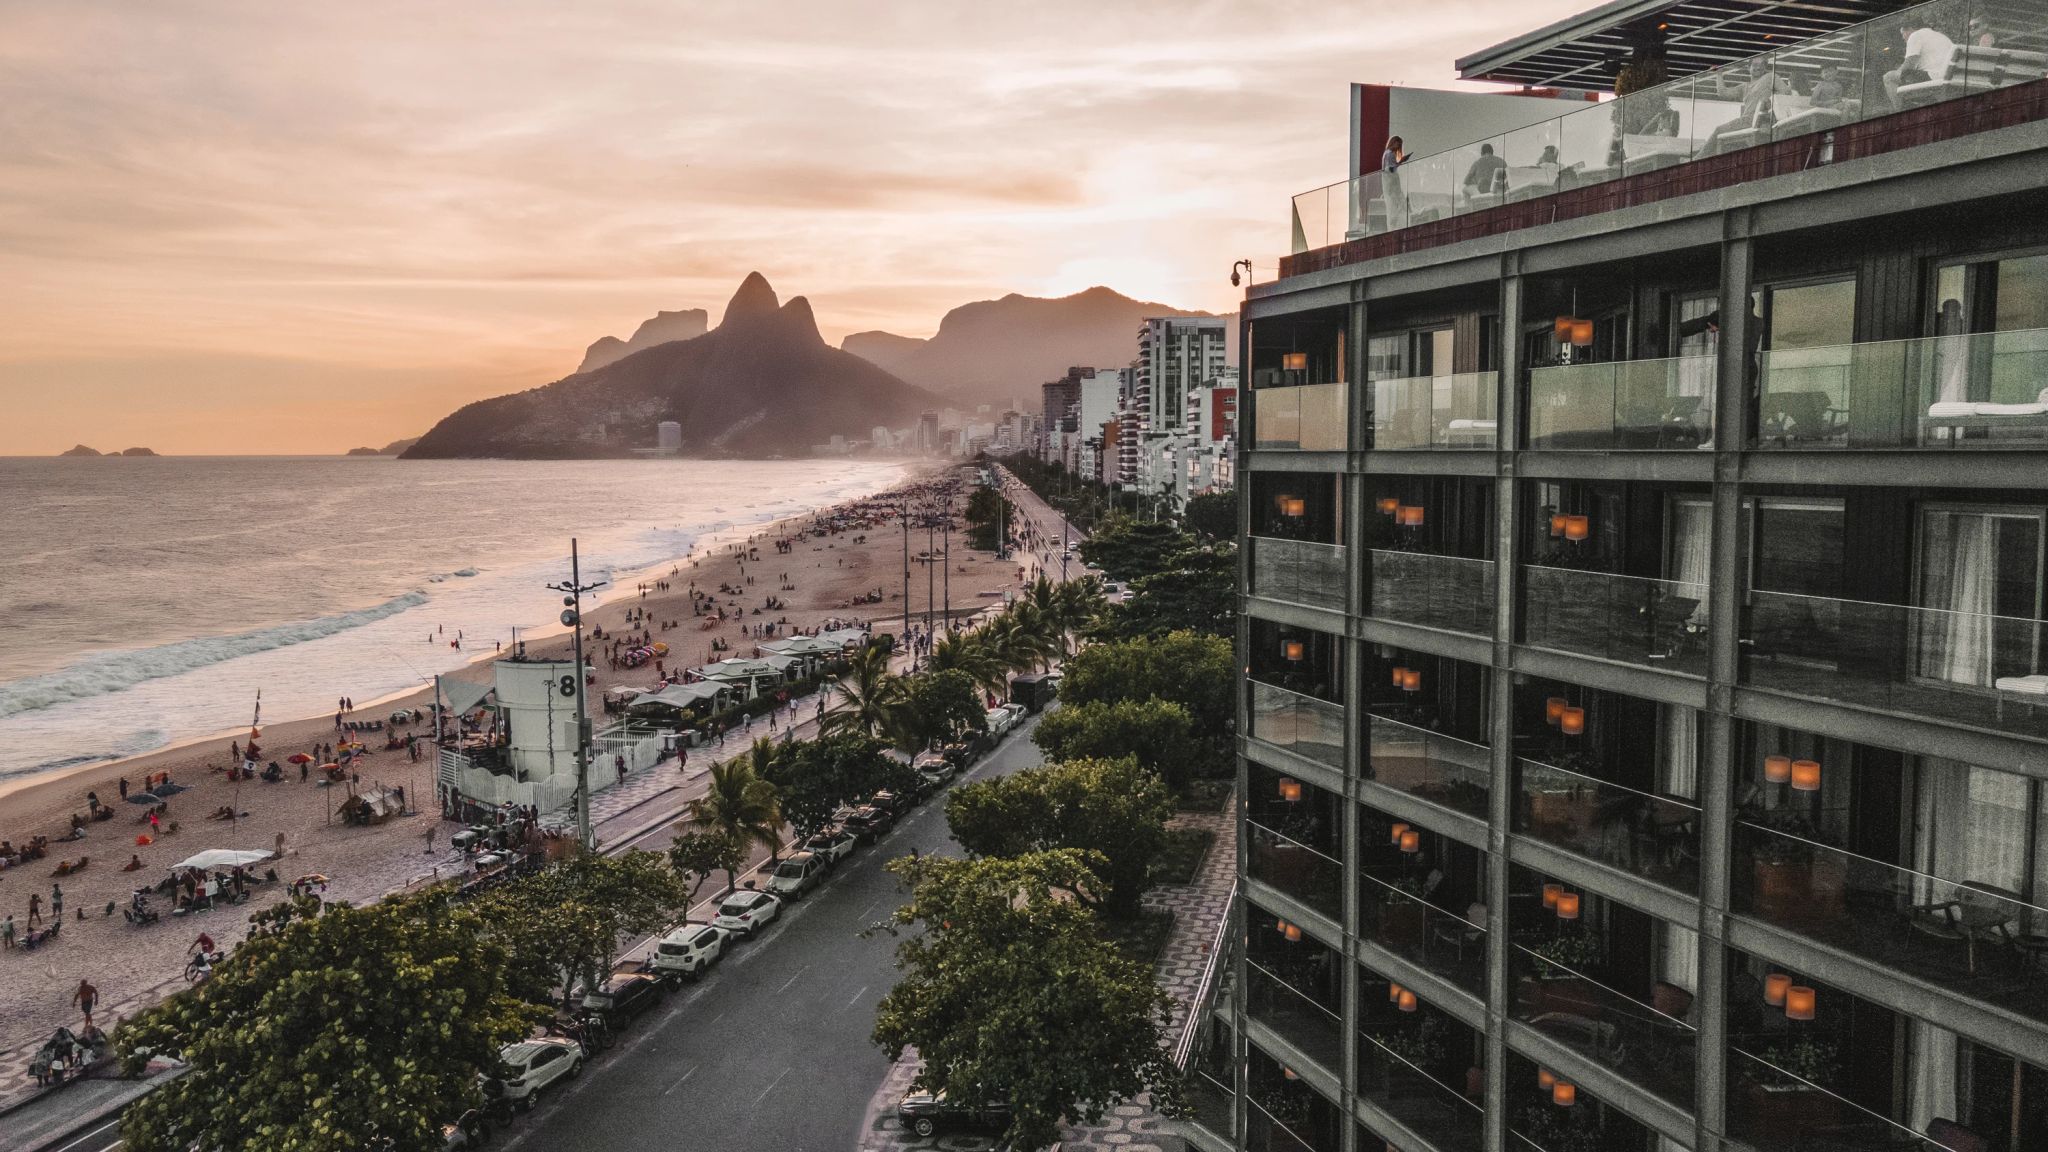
441 678 495 716
628 682 729 713
169 849 273 872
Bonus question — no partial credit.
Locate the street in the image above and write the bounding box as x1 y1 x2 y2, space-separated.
497 714 1051 1152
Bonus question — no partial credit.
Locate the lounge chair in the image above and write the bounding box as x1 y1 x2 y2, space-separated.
1898 46 2048 108
1908 881 2022 973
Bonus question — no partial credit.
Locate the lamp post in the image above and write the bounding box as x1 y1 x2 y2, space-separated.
546 539 606 850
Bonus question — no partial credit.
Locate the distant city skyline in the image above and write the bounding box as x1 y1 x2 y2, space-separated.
0 0 1579 454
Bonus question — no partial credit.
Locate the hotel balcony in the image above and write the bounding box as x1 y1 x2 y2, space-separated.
1371 371 1500 450
1248 682 1345 770
1369 550 1498 637
1247 762 1345 924
1758 328 2048 449
1518 758 1702 895
1527 356 1716 451
1366 713 1492 821
1506 1049 1664 1152
1247 621 1346 769
1284 0 2048 277
1247 1040 1343 1152
1250 538 1347 613
1245 928 1347 1077
1521 566 1709 676
1248 471 1346 613
1360 809 1491 1000
1357 963 1488 1152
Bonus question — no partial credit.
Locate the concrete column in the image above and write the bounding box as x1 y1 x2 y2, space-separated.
1482 258 1524 1152
1341 291 1369 1152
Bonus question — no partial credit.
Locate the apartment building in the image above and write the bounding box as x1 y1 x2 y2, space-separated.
1201 2 2048 1152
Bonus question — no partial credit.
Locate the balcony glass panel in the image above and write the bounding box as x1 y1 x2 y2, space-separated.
1246 959 1345 1074
1246 821 1344 924
1250 538 1346 611
1741 589 2048 743
1366 714 1491 819
1758 328 2048 449
1372 372 1500 449
1370 550 1498 636
1253 384 1349 451
1185 1067 1235 1143
1248 681 1345 768
1518 759 1701 893
1730 821 2048 1026
1246 1094 1337 1152
1527 356 1716 450
1727 1048 1954 1152
1356 1030 1486 1152
1521 565 1710 675
1510 942 1698 1110
1359 872 1488 998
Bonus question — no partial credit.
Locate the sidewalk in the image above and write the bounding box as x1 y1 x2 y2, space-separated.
859 795 1237 1152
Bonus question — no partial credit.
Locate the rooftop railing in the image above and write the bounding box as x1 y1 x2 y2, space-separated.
1290 0 2048 255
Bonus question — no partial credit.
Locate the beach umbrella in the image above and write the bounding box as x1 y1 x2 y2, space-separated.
126 791 162 805
287 753 314 764
319 763 339 773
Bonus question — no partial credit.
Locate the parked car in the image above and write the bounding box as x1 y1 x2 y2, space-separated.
982 708 1014 737
939 742 977 770
581 971 665 1026
713 889 781 938
895 1091 1012 1138
912 751 954 778
842 805 895 842
801 827 858 866
765 851 827 899
487 1037 582 1110
652 923 726 980
995 703 1027 730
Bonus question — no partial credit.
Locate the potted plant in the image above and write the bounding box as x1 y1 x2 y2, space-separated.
1747 815 1847 928
1530 925 1604 979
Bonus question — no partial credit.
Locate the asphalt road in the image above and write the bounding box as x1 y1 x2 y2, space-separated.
497 715 1052 1152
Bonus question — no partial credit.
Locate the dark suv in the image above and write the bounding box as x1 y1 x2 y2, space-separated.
841 805 894 842
580 971 665 1027
895 1091 1012 1138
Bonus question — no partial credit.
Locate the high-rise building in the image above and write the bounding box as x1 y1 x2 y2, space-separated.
1136 317 1228 437
916 410 940 455
1201 4 2048 1152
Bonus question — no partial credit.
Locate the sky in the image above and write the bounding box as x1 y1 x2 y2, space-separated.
0 0 1582 455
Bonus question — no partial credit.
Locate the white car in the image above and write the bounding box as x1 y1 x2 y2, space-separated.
801 827 858 866
652 923 727 980
982 708 1015 736
996 703 1027 729
713 889 781 938
763 852 827 900
489 1036 582 1110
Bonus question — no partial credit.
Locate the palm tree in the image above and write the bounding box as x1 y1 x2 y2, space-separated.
820 643 899 737
1050 576 1103 660
686 751 783 893
928 630 1006 696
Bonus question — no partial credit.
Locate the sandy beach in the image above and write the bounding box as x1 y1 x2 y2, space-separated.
0 462 1026 1058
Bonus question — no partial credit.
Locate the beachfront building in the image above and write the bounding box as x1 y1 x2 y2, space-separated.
686 655 801 700
1136 316 1230 437
1203 2 2048 1152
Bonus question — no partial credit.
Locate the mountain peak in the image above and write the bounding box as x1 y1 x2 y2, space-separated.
780 295 823 345
723 272 781 326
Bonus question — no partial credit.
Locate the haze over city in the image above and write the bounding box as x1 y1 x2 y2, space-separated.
0 0 1576 455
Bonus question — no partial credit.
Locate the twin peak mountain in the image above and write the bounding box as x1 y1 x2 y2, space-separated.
404 273 1218 459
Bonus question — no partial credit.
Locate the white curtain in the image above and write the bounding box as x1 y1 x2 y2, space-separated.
1910 1018 1962 1134
1915 758 2034 896
1659 500 1710 805
1659 920 1699 997
1917 511 1996 686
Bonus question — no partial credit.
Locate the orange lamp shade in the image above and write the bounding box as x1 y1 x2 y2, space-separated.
1390 822 1410 845
1545 697 1568 725
1400 668 1422 692
1397 989 1418 1012
1275 917 1293 937
1764 973 1792 1007
1569 319 1594 346
1389 982 1404 1003
1398 504 1424 527
1560 706 1586 735
1278 777 1303 802
1785 985 1817 1021
1378 496 1400 514
1549 513 1568 537
1282 1065 1299 1080
1283 640 1305 662
1555 892 1582 920
1791 759 1822 792
1553 1080 1578 1106
1537 1067 1556 1090
1564 514 1590 541
1393 665 1409 687
1279 496 1307 517
1282 352 1309 372
1764 755 1793 784
1541 882 1563 910
1399 829 1421 853
1284 922 1303 942
1553 316 1576 340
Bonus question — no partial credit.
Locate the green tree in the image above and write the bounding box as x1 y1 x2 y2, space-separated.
872 851 1178 1152
946 756 1173 918
964 486 1008 551
477 849 688 1006
1078 514 1196 583
927 630 1006 695
686 755 784 891
820 643 899 738
1059 631 1234 744
1096 542 1236 640
1032 698 1213 791
765 732 906 836
118 892 541 1152
1181 489 1239 542
887 668 986 753
668 829 744 900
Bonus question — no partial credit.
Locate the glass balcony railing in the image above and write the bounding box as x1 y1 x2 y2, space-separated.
1246 821 1344 924
1253 384 1349 452
1185 1067 1236 1145
1371 372 1500 449
1511 941 1698 1110
1358 871 1488 999
1517 759 1701 893
1759 327 2048 449
1730 821 2048 1026
1247 681 1346 768
1355 1029 1486 1152
1522 565 1710 675
1290 0 2048 255
1368 550 1498 636
1741 588 2048 743
1246 1092 1338 1152
1246 959 1345 1074
1527 357 1716 450
1250 537 1346 611
1365 714 1491 819
1727 1048 1956 1152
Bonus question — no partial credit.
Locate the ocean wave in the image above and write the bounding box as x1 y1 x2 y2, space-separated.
0 591 430 719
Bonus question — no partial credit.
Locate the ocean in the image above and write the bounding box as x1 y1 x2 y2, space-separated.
0 456 907 781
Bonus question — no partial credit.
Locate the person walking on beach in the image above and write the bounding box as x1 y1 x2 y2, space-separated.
27 893 43 929
73 978 97 1025
1 914 13 949
118 777 128 801
50 884 63 922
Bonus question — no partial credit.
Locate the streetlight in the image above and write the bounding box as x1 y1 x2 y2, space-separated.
546 539 606 850
1230 259 1253 287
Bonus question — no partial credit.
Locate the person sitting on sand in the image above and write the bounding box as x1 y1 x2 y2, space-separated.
123 854 143 871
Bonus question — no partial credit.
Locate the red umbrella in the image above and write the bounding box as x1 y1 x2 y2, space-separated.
287 753 314 764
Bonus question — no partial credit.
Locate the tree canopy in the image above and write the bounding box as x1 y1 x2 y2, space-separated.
1093 542 1236 640
887 668 986 752
1032 698 1214 792
945 756 1173 919
668 829 744 901
1076 515 1197 584
1181 489 1239 542
765 731 912 836
1058 630 1234 744
871 851 1178 1152
685 753 784 890
118 892 541 1152
475 849 689 1005
964 486 1008 552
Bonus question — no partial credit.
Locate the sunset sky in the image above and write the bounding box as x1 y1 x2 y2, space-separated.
0 0 1579 455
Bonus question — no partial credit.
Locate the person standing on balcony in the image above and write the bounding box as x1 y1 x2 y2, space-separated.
1463 143 1506 197
1381 135 1408 229
1884 20 1957 110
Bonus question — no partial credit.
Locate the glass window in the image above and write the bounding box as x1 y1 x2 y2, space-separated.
1366 334 1404 381
1915 506 2044 686
1766 278 1857 350
1995 253 2048 333
1752 498 1844 598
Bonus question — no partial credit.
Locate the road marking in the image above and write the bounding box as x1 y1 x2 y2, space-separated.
856 898 880 921
709 1008 728 1024
844 984 869 1009
776 963 811 993
53 1119 122 1152
751 1065 792 1109
661 1063 699 1096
